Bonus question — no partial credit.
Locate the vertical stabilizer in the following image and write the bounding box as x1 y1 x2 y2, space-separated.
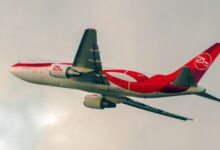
170 43 220 83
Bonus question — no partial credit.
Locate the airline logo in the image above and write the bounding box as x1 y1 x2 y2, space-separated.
52 65 63 72
194 53 212 70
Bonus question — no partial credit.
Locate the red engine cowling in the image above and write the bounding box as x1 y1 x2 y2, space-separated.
49 64 80 78
84 94 116 109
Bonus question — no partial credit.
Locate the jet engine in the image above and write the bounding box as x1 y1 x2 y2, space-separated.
49 64 80 78
84 94 116 109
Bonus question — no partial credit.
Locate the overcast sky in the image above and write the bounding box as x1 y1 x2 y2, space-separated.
0 0 220 150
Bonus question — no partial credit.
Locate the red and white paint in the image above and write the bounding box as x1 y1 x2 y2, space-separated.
10 43 220 98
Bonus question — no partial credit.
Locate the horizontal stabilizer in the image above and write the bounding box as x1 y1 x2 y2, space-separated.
196 92 220 102
172 67 197 87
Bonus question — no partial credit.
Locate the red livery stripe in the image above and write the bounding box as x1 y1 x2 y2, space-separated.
12 63 72 68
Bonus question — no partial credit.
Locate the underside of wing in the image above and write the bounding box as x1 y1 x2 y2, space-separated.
73 29 101 71
102 96 193 121
72 29 109 85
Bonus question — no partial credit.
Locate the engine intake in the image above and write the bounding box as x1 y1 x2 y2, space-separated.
84 94 116 109
49 64 80 78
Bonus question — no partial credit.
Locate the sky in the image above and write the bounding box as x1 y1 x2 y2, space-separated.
0 0 220 150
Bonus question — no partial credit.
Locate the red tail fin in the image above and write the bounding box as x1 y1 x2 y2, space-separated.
171 43 220 83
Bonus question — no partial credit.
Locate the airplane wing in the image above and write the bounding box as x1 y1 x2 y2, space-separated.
73 29 109 85
116 96 193 121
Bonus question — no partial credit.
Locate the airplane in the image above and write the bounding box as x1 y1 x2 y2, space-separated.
10 28 220 121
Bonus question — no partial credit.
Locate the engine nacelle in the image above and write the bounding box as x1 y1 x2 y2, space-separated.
84 94 116 109
49 64 80 78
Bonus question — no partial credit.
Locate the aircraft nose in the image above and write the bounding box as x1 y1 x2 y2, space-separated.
10 63 18 76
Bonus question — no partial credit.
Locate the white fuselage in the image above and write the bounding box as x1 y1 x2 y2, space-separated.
10 61 205 99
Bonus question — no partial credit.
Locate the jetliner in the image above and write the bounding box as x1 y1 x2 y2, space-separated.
11 29 220 121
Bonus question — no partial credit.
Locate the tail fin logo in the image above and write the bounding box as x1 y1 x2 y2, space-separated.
194 53 212 70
